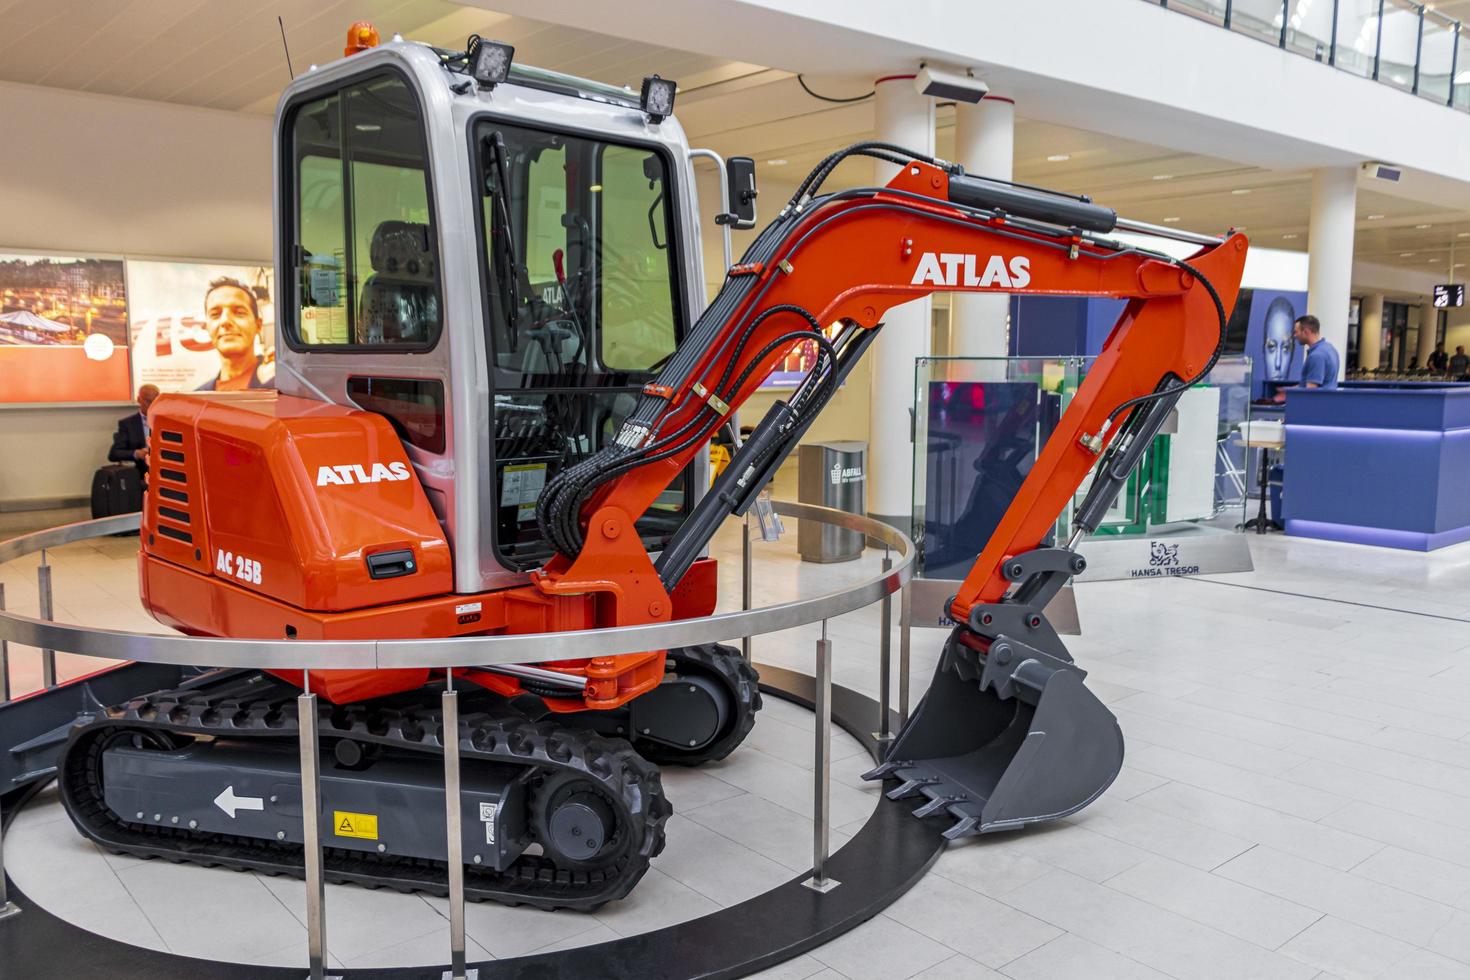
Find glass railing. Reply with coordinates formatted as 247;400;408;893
1146;0;1467;112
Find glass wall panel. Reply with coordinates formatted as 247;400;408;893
1231;0;1288;45
1377;0;1423;92
1334;0;1383;76
1285;0;1335;60
1457;29;1470;110
1420;11;1456;102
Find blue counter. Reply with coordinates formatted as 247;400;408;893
1283;383;1470;551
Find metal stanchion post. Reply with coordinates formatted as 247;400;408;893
898;583;912;728
874;548;893;743
298;672;335;980
441;672;472;980
0;583;10;703
0;791;20;922
37;551;55;689
741;514;753;661
802;619;839;893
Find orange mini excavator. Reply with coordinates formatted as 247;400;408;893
12;36;1243;910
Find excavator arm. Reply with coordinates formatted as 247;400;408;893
520;142;1245;837
535;145;1246;627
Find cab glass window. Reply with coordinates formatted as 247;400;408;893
289;73;441;347
476;121;683;383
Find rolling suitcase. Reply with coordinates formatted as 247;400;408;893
91;463;143;518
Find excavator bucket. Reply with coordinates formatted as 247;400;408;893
864;629;1123;839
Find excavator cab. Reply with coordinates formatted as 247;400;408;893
277;51;722;588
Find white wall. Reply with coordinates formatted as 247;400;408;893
0;82;272;507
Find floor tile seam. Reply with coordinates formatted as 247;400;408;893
325;916;459;963
1267;910;1328;953
1122;754;1350;822
996;867;1299;975
1291;757;1470;814
1183;576;1470;624
1127;789;1387;874
1317;793;1470;846
677;793;817;873
1424;916;1470;967
520;921;616;958
1216;851;1462;941
1069;812;1255;872
865;911;977;979
109;861;181;955
1110;715;1311;777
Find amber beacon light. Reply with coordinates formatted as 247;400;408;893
345;21;380;56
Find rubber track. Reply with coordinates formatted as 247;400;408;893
56;670;670;912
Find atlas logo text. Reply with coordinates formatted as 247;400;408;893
316;461;412;486
910;253;1031;289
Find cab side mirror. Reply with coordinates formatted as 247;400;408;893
718;156;757;230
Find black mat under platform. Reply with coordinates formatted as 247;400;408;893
0;663;949;980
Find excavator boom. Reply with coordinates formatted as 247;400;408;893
534;142;1247;835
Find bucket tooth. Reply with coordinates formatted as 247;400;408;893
912;794;961;819
886;776;938;800
942;815;982;840
862;759;903;781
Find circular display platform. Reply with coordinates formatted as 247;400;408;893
0;666;946;979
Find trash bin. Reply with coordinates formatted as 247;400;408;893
798;441;866;563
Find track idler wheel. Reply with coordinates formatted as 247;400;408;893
632;644;761;766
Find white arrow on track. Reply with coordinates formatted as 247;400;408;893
214;785;265;819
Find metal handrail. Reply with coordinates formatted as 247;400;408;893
0;502;912;670
0;502;914;978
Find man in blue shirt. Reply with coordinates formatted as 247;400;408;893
1293;314;1340;389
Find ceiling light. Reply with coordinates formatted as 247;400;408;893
1046;154;1070;162
1236;226;1247;231
1151;174;1173;181
765;159;788;166
1162;216;1181;223
1367;214;1385;220
1282;233;1298;239
1401;252;1415;257
1230;188;1251;195
1416;223;1432;229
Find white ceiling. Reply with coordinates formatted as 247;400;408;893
0;0;1466;284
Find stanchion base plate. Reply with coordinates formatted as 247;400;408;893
801;876;842;894
441;970;478;980
0;901;19;922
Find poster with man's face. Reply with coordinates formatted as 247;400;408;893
126;260;275;394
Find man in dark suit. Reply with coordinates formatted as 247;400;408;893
110;384;160;476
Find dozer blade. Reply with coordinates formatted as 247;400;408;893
864;631;1122;839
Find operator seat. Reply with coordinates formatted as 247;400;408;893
356;220;440;344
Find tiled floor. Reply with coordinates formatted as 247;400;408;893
3;518;1470;979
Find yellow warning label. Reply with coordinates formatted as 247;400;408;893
333;810;379;841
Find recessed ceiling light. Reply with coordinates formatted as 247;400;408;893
1151;174;1174;181
1235;226;1247;231
1415;223;1432;229
766;159;788;166
1458;232;1470;238
1282;233;1298;239
1046;154;1070;162
1230;188;1251;195
1367;214;1385;220
1162;216;1181;223
1400;252;1415;257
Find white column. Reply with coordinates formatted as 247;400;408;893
1359;292;1383;370
866;75;934;527
950;96;1014;360
1416;301;1437;367
1307;168;1357;381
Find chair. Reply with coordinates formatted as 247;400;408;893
356;220;439;344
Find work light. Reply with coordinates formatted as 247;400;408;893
640;74;677;123
471;38;515;88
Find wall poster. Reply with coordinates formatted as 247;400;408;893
0;252;130;403
126;260;276;394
